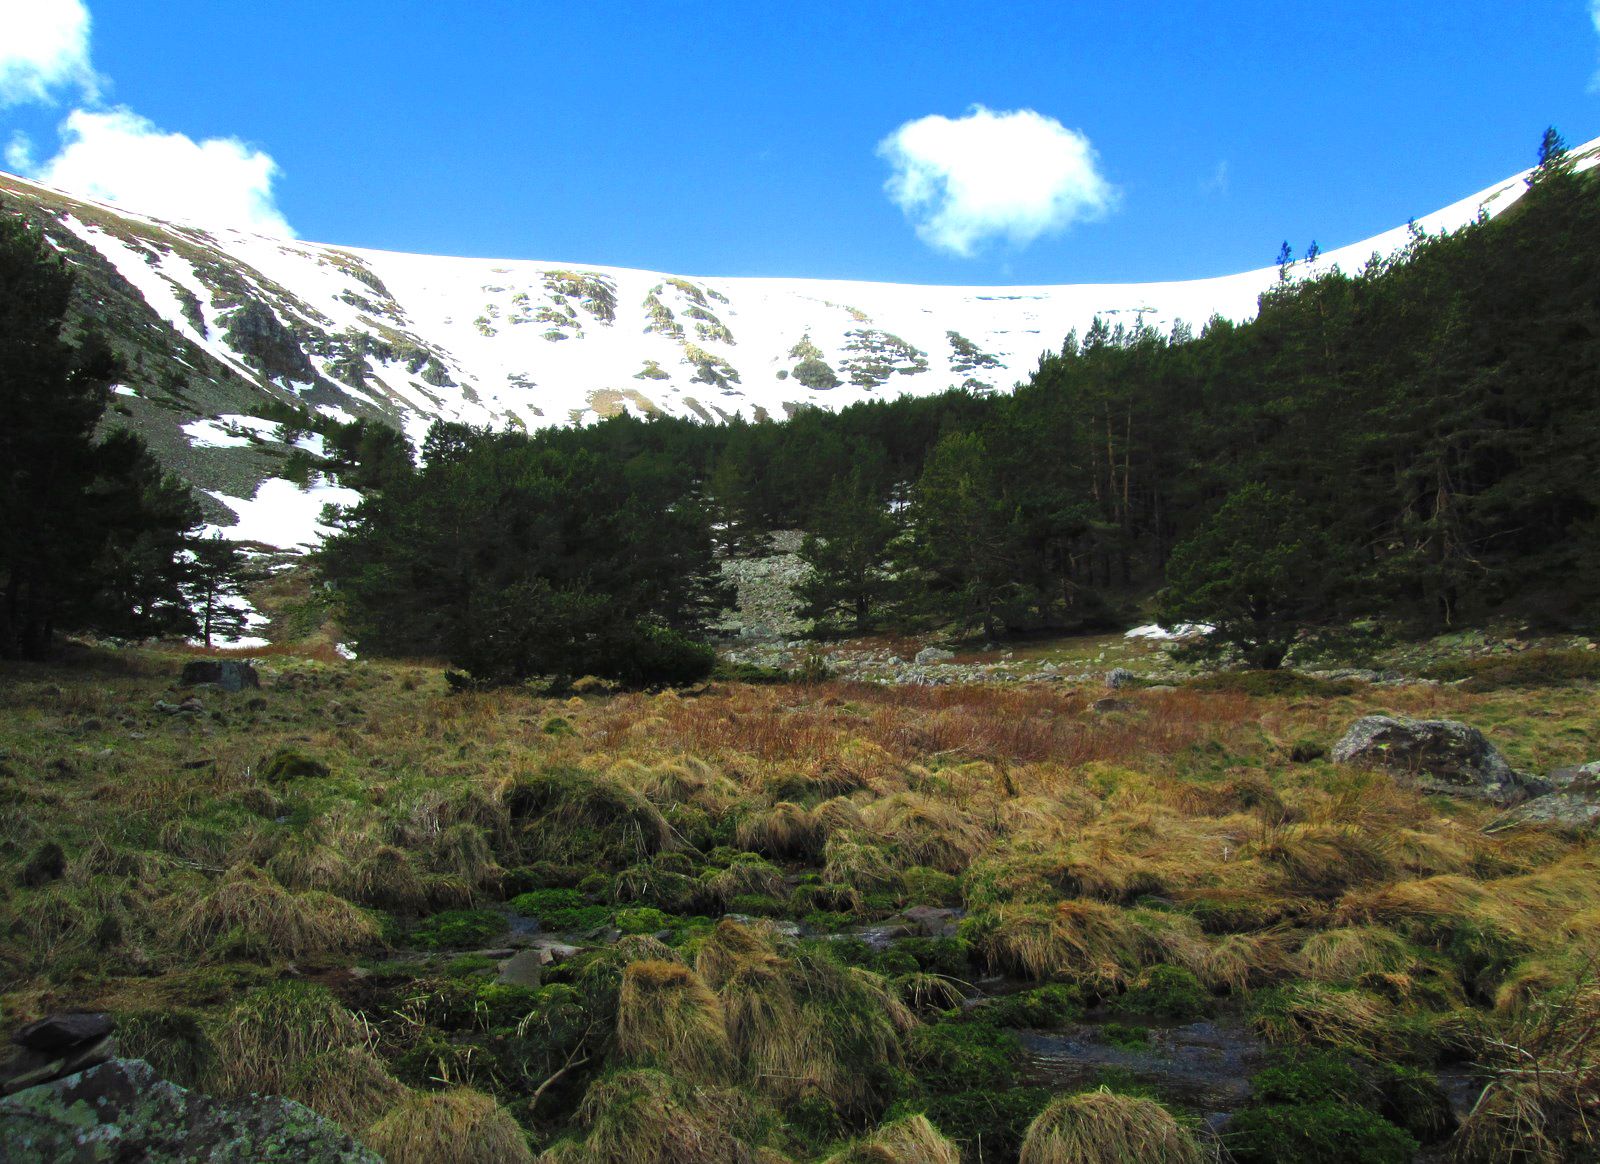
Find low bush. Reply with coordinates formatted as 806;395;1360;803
1225;1101;1417;1164
409;909;505;950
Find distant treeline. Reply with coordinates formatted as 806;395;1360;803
321;136;1600;679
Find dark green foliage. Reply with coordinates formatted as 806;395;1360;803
1102;1022;1152;1049
0;205;211;657
319;422;729;687
793;468;901;634
1249;1053;1366;1106
1160;484;1335;669
1225;1101;1419;1164
894;1086;1052;1161
910;1020;1022;1092
1372;1063;1457;1144
409;909;506;950
1111;964;1211;1020
258;748;330;782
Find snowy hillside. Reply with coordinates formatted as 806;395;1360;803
2;135;1595;548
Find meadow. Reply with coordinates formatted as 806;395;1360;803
1;646;1597;1163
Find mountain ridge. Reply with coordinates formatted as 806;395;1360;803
3;135;1596;547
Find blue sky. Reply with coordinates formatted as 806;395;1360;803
3;2;1599;284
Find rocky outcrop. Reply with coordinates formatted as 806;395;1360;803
0;1058;379;1163
2;1014;117;1095
1331;716;1530;803
222;299;319;385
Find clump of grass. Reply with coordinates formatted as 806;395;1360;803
615;959;730;1082
1297;926;1415;984
287;1045;406;1131
259;746;330;782
178;864;379;959
822;1113;960;1163
1018;1088;1207;1164
366;1088;533;1164
351;845;429;913
1112;964;1211;1021
204;981;369;1097
736;801;823;860
409;908;505;950
504;767;674;863
550;1068;771;1164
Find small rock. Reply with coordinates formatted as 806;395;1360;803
497;948;546;988
1105;668;1138;689
914;647;956;665
1091;697;1132;714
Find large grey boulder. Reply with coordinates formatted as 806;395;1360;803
1331;715;1530;803
0;1058;379;1163
914;647;955;665
180;660;260;693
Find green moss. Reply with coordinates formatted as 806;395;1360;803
1225;1102;1419;1164
1249;1053;1366;1106
614;906;671;934
541;715;576;736
900;867;961;907
408;909;505;950
727;893;787;917
1111;964;1211;1021
964;984;1084;1029
910;1021;1021;1092
893;1086;1051;1161
1102;1022;1151;1049
508;888;611;932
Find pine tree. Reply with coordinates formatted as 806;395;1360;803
793;468;899;633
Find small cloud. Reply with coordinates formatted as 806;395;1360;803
1201;160;1230;196
25;107;295;236
877;105;1115;257
0;0;99;108
6;131;36;173
1591;1;1600;91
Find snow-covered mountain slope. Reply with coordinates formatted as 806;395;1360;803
2;136;1596;548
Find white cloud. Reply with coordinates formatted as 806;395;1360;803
1201;160;1230;196
27;108;294;236
0;0;98;107
1591;1;1600;91
877;105;1115;257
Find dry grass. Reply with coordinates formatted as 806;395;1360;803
822;1113;961;1164
177;864;380;959
615;959;731;1082
1019;1088;1208;1164
552;1068;766;1164
205;981;370;1097
366;1088;534;1164
287;1045;406;1131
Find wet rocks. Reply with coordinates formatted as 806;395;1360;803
1331;716;1530;803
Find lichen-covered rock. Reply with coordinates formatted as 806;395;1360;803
180;660;260;692
1105;667;1138;689
915;647;956;665
0;1058;380;1163
1331;715;1529;803
1486;762;1600;834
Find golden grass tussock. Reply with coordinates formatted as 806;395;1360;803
1297;925;1416;984
696;919;915;1111
1200;929;1296;993
349;845;430;913
813;794;869;836
205;981;370;1097
704;858;786;906
264;833;353;895
736;801;824;860
286;1045;406;1131
178;864;380;959
427;822;501;890
554;1068;768;1164
1249;823;1394;895
993;794;1088;847
823;832;902;892
1019;1088;1207;1164
1250;982;1399;1056
615;959;731;1081
865;793;991;874
822;1113;961;1164
973;900;1142;988
504;767;675;862
894;972;968;1014
366;1087;533;1164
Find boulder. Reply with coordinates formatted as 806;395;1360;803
1486;762;1600;835
14;1014;114;1053
0;1058;379;1163
180;660;260;693
914;647;955;665
1331;715;1530;803
1104;667;1138;689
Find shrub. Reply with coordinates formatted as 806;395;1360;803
1225;1101;1417;1164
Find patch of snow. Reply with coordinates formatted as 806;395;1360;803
204;476;363;550
1125;623;1212;641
